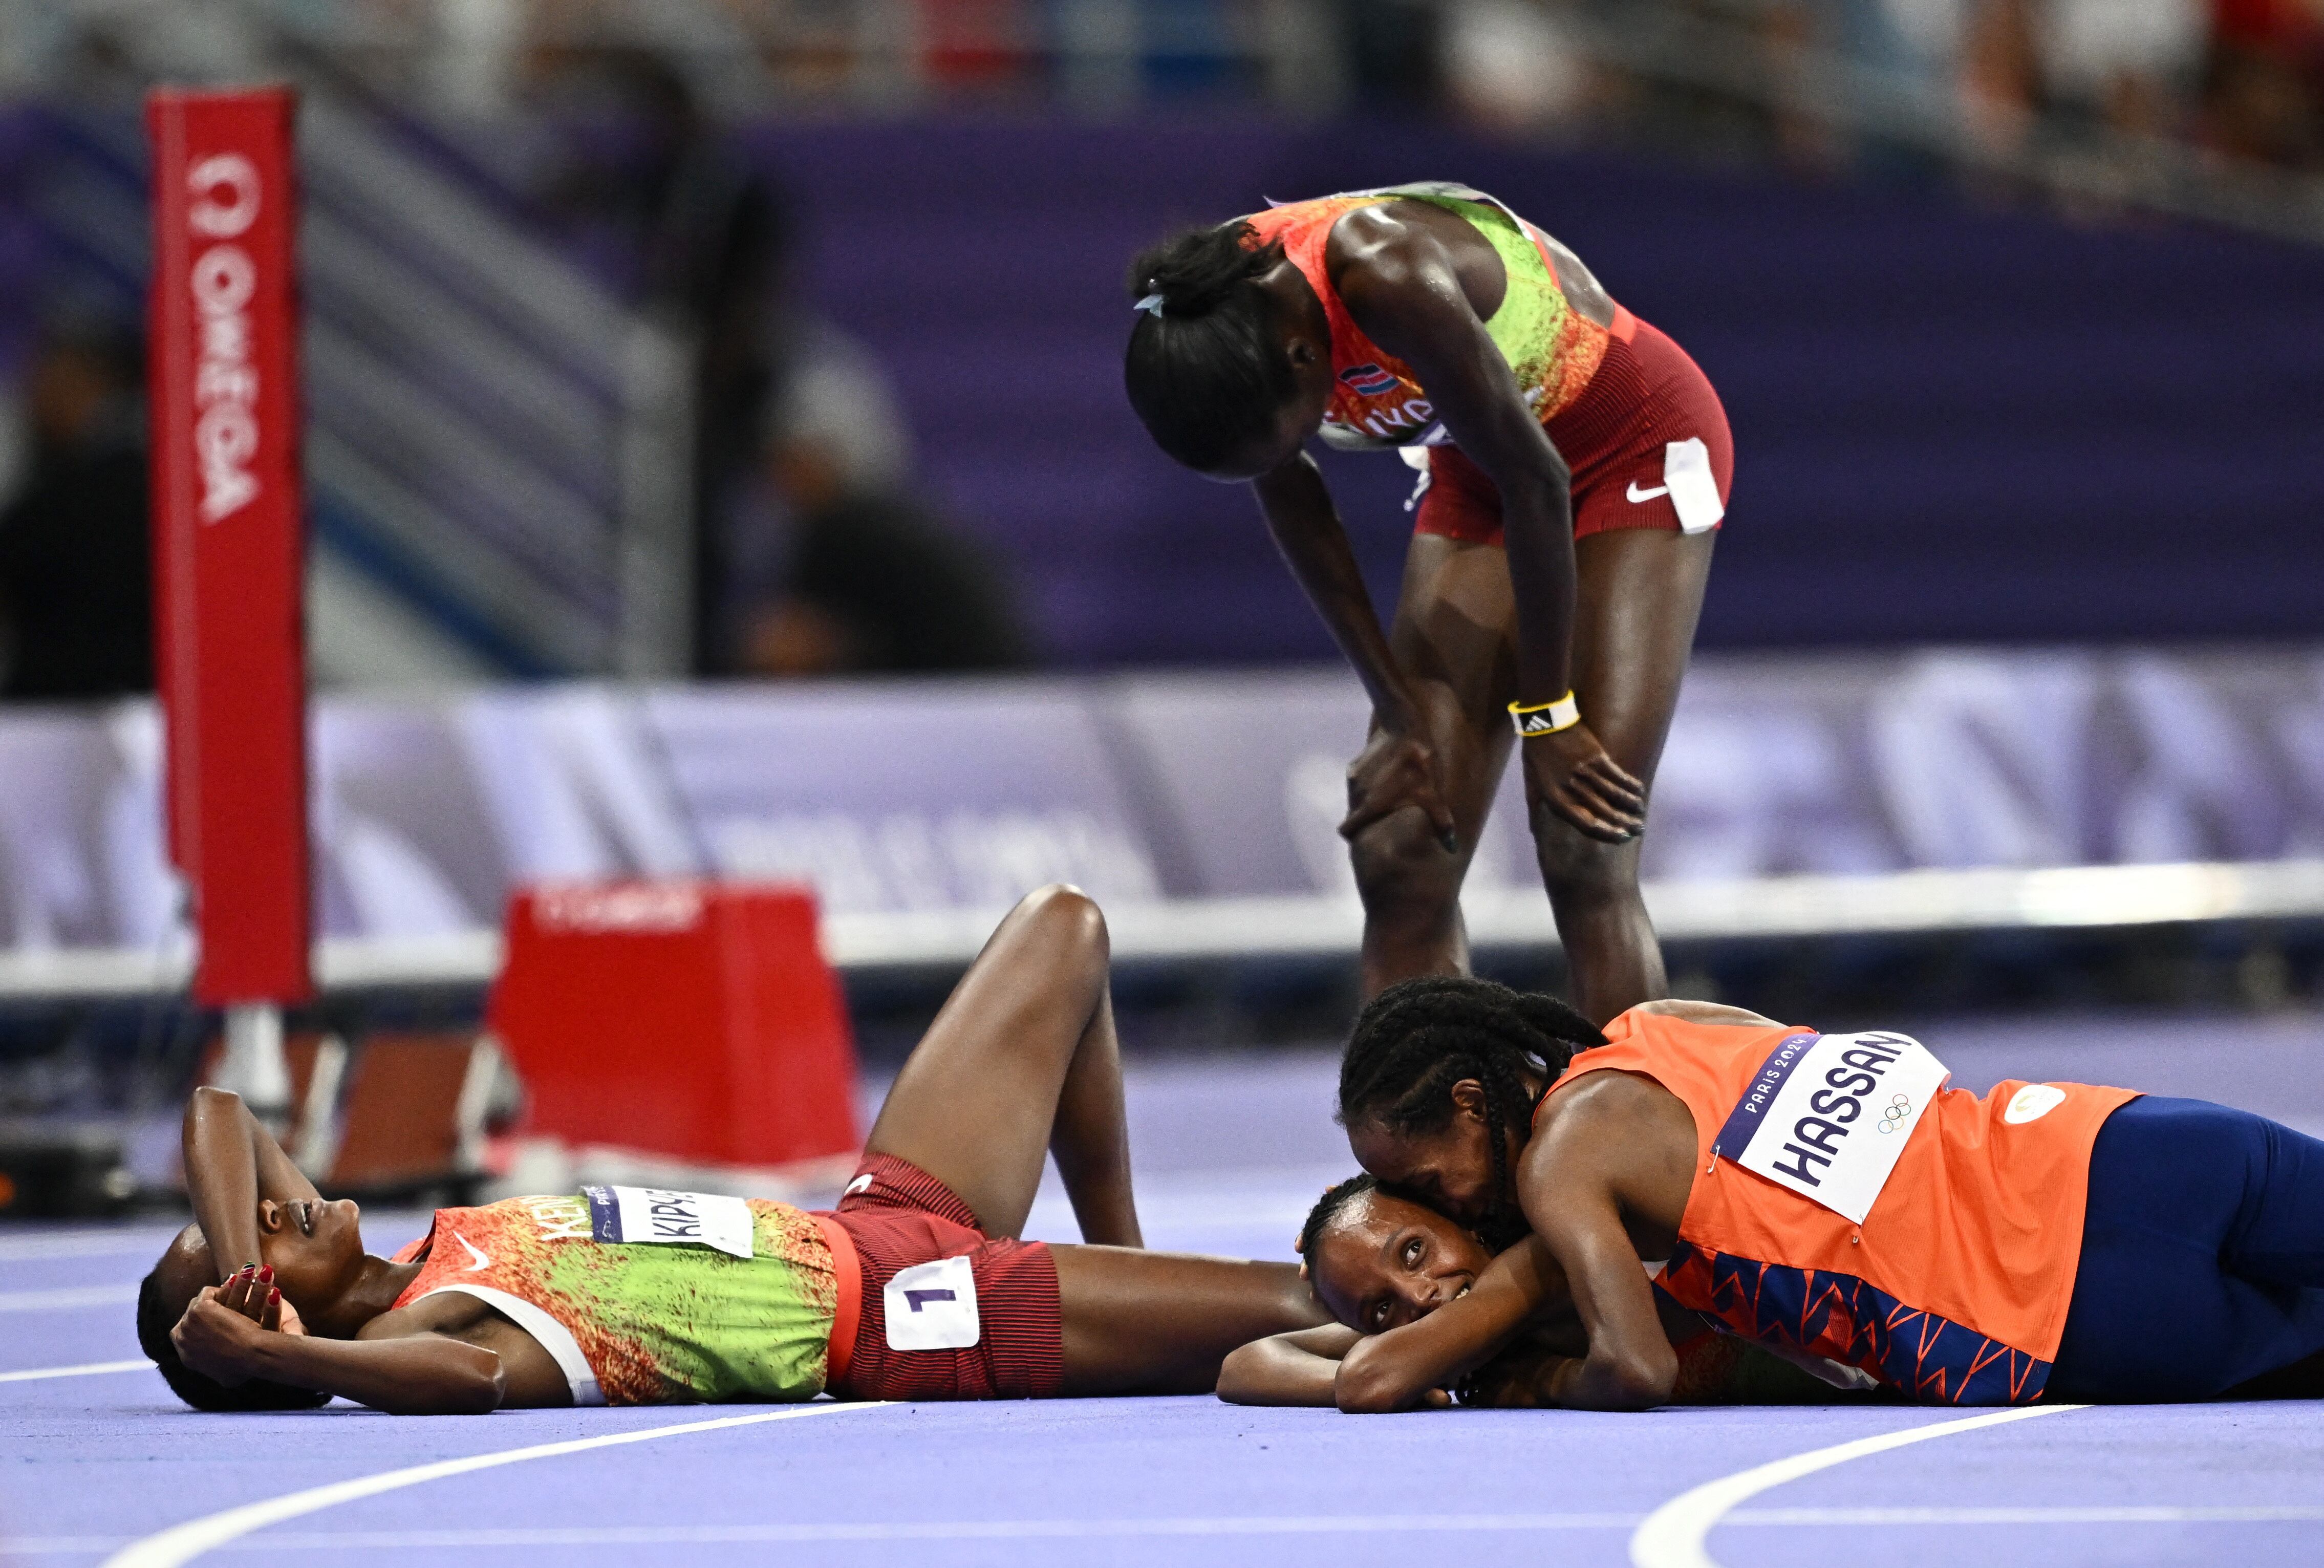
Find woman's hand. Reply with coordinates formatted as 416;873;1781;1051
1343;685;1462;852
1522;723;1645;843
1457;1344;1578;1408
171;1284;273;1387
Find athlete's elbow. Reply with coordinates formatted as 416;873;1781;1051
1215;1341;1273;1405
1333;1350;1420;1414
386;1352;505;1416
1591;1346;1676;1412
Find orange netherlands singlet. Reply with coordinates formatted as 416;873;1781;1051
1540;1008;2139;1405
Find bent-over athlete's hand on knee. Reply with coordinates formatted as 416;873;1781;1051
1343;687;1463;854
1522;724;1645;843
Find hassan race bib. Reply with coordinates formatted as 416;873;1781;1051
1712;1031;1949;1225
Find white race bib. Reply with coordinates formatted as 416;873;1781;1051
583;1186;755;1260
1713;1031;1948;1225
884;1255;981;1351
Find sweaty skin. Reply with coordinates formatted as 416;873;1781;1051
157;888;1327;1413
1316;998;1782;1411
1221;1181;1856;1412
1201;199;1714;1021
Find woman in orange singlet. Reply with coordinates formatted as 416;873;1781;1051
1308;977;2324;1410
1122;184;1731;1025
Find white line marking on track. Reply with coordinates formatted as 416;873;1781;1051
97;1400;896;1568
1630;1403;2087;1568
0;1359;148;1384
0;1284;137;1312
0;1233;173;1263
14;1503;2322;1556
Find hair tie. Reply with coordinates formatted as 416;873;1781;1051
1134;292;1166;317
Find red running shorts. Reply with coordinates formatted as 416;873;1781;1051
1414;314;1733;544
822;1152;1064;1401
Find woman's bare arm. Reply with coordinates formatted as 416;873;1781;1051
182;1086;319;1283
171;1287;505;1414
1253;455;1457;847
1217;1323;1367;1406
1336;208;1643;844
1333;1236;1565;1413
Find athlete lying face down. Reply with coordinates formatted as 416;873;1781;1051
1320;977;2324;1410
140;886;1328;1414
1217;1175;1871;1410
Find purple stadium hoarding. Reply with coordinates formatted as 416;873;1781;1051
0;649;2318;958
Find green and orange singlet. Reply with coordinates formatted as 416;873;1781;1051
1543;1008;2138;1405
1239;182;1633;453
390;1192;859;1405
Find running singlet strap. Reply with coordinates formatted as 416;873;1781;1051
1241;181;1626;452
391;1193;841;1406
1540;1009;2137;1405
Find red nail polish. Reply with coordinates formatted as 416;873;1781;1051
259;1266;273;1283
269;1287;281;1303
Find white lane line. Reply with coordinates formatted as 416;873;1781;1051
13;1503;2321;1556
0;1359;148;1385
0;1234;169;1263
1735;1505;2324;1525
0;1285;138;1313
1630;1403;2087;1568
98;1401;895;1568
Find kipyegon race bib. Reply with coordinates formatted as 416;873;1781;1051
583;1186;756;1260
1711;1032;1949;1224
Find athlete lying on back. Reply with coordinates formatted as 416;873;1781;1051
141;886;1326;1413
1217;1176;1873;1408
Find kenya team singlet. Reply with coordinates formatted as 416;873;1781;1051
1542;1009;2138;1405
391;1192;846;1405
1240;182;1625;453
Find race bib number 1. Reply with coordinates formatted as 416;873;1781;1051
1713;1032;1949;1225
583;1186;756;1260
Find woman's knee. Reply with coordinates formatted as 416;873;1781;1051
1531;817;1642;907
1010;883;1110;962
1348;812;1462;919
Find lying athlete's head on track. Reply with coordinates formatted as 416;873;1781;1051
1337;976;1606;1237
1298;1174;1494;1334
1123;221;1335;480
137;1197;373;1410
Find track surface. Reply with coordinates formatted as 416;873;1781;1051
5;1011;2321;1567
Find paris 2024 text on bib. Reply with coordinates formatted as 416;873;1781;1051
1711;1031;1949;1225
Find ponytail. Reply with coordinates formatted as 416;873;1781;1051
1123;221;1297;471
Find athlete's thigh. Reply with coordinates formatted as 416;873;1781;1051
1566;527;1716;783
1382;532;1520;843
860;888;1105;1234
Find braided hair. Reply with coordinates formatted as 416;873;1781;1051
1338;976;1607;1243
1295;1173;1380;1272
1123;220;1296;471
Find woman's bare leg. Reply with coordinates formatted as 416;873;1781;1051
1350;533;1519;997
1531;528;1716;1023
859;885;1140;1244
1051;1245;1328;1394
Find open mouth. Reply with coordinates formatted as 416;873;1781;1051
294;1200;315;1236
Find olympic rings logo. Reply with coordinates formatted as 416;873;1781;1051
1875;1093;1913;1133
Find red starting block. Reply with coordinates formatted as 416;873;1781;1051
489;882;860;1170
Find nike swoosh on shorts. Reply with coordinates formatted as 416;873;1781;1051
1627;481;1670;503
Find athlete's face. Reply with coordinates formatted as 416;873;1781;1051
1309;1190;1494;1334
253;1196;367;1309
1346;1079;1503;1227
